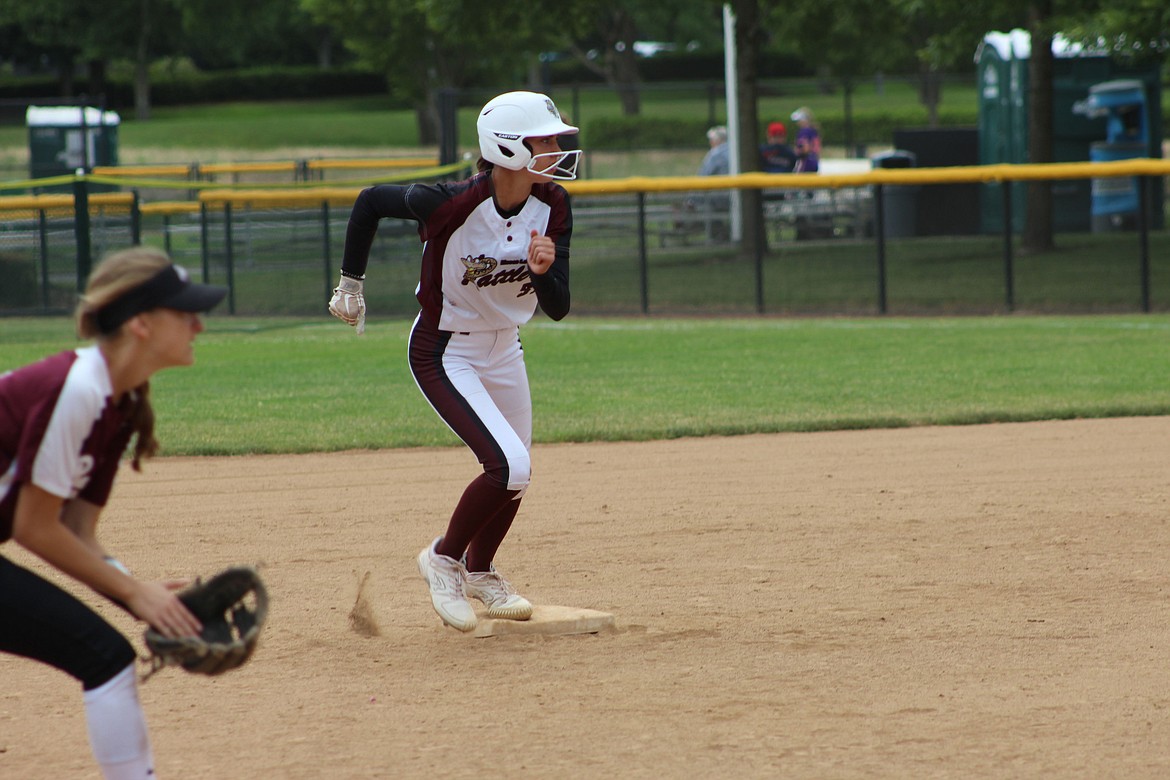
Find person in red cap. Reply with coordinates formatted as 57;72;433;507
760;121;798;174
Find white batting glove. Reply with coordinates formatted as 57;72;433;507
329;275;366;335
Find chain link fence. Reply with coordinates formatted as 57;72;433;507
2;163;1169;319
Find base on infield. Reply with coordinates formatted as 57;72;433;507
472;604;615;638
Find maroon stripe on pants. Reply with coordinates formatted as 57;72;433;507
407;318;511;488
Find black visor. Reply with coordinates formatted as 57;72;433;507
95;265;227;334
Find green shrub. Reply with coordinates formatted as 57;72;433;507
147;67;389;107
0;67;390;113
586;116;710;150
586;108;981;150
816;109;980;145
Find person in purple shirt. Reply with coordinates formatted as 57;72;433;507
0;245;225;779
791;107;822;173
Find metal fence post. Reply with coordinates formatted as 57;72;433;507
754;203;765;314
72;170;91;292
1138;175;1150;313
200;202;211;283
1002;182;1014;312
38;209;49;310
874;183;887;314
572;85;587;179
637;193;649;314
438;88;458;166
322;201;333;306
223;203;236;315
130;190;141;245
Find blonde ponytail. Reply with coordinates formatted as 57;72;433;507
75;247;172;469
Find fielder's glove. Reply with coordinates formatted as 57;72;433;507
143;566;268;677
329;274;366;335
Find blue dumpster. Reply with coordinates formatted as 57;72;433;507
1079;79;1148;231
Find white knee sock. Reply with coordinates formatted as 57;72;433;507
83;663;156;779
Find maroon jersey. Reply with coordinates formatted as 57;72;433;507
0;346;133;542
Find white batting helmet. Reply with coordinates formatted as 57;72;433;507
477;91;581;180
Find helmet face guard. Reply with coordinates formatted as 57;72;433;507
477;91;582;181
527;149;582;181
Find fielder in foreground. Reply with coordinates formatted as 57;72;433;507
0;246;225;779
330;90;580;632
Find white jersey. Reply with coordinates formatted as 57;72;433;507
340;170;572;331
433;194;555;331
0;345;130;541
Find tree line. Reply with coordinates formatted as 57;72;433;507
1;2;1162;130
2;0;1165;253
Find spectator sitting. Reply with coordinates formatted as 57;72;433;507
689;125;730;214
759;121;798;174
697;125;730;177
680;125;731;240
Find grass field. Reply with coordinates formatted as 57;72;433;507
2;85;1168;451
0;78;985;181
0;75;1164;178
3;314;1168;456
0;78;980;149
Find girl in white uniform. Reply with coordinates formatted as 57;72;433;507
330;91;581;632
0;246;224;778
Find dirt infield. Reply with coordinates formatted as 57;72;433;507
3;417;1169;779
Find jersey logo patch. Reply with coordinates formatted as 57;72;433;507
460;254;498;283
460;254;533;293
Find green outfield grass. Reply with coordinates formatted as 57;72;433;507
3;314;1168;456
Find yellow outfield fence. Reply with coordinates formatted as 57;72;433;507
197;187;364;209
1;155;1164;209
91;164;193;179
304;157;439;173
88;156;443;183
0;191;136;216
561;158;1170;195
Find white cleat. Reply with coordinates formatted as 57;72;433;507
416;537;477;631
464;566;533;621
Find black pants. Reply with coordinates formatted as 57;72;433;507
0;554;136;690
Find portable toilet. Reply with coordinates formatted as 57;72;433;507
27;105;120;181
975;30;1030;234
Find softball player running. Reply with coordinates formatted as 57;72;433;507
329;90;579;632
0;246;225;778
